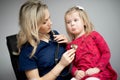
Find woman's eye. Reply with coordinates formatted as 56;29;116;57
43;22;46;24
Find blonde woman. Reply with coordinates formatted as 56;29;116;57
64;6;117;80
17;0;76;80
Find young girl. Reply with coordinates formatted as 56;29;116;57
64;6;117;80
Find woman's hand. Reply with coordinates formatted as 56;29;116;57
53;34;69;43
59;49;76;67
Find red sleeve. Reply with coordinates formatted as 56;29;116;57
71;64;78;76
91;31;111;71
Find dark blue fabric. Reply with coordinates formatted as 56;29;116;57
19;30;71;80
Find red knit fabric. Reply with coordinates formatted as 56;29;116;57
66;31;117;80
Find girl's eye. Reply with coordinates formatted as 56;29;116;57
74;19;78;22
66;21;71;24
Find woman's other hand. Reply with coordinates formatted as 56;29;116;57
53;34;69;44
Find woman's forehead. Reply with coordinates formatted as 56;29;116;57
44;9;50;20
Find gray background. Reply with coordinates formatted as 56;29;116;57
0;0;120;80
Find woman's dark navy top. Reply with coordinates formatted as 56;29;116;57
19;30;71;80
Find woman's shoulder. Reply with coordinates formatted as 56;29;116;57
21;42;33;50
20;42;33;56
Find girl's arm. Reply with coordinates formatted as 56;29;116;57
92;31;111;70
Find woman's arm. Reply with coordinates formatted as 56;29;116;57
25;63;65;80
25;49;76;80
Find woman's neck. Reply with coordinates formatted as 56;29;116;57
39;33;50;42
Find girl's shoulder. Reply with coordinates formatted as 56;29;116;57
89;31;103;39
88;31;105;43
90;31;101;36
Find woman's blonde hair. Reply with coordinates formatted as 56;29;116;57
17;0;48;57
64;6;94;40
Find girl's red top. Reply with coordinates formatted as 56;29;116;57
66;31;117;80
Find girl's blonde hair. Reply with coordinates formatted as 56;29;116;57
64;6;94;40
17;0;48;57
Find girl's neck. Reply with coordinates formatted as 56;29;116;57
74;31;85;39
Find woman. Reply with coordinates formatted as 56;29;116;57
17;0;75;80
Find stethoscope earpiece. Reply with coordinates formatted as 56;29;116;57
71;44;78;50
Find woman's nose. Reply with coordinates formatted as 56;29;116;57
48;19;52;25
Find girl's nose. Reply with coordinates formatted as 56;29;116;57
71;21;75;26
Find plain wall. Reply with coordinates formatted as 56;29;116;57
0;0;120;80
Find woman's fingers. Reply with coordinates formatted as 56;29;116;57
64;49;75;58
65;49;76;62
60;49;76;66
53;34;68;43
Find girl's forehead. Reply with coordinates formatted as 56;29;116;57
66;11;79;18
67;11;79;16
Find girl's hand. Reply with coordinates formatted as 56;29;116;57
86;67;100;76
75;70;85;80
59;49;75;67
53;34;69;43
